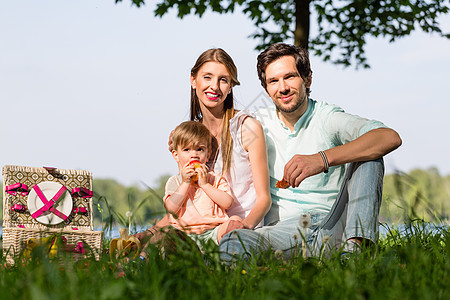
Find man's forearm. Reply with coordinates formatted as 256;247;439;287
324;128;402;167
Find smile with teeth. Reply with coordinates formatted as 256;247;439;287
206;92;220;100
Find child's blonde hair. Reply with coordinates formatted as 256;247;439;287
172;121;212;153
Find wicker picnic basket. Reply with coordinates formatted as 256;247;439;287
2;165;103;264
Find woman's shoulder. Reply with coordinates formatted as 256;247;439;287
229;110;258;131
233;109;255;120
241;114;262;128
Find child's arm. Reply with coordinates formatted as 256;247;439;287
164;182;191;214
196;165;234;209
164;162;196;214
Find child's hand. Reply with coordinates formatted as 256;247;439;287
195;164;209;187
180;162;197;184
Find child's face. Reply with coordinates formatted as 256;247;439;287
172;140;210;168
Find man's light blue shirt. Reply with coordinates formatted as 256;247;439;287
254;98;388;223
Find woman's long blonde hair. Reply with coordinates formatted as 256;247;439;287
190;48;240;175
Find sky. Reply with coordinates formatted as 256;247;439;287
1;0;449;188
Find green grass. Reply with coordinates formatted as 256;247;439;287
2;169;449;299
1;221;449;300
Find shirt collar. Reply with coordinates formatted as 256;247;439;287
276;98;313;135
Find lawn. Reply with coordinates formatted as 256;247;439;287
1;221;449;300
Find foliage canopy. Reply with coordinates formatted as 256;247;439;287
117;0;450;68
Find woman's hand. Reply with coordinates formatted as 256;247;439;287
224;219;248;234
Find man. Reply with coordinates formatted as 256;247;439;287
219;43;402;259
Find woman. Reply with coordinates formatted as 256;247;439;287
189;48;270;231
137;48;271;248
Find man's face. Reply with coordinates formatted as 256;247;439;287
264;55;311;114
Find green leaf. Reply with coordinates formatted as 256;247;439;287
119;0;450;68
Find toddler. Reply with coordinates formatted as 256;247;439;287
164;121;241;247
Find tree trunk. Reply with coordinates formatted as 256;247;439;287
294;0;310;49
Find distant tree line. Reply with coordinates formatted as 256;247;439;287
89;169;450;225
381;167;450;224
1;169;449;226
91;176;169;229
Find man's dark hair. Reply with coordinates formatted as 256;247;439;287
257;43;312;92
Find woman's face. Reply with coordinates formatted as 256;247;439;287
191;61;232;111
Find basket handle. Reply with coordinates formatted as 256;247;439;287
43;166;67;180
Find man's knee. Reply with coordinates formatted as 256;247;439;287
219;229;269;262
349;158;384;175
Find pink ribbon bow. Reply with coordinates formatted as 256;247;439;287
73;207;88;215
5;183;29;196
11;204;27;212
71;187;93;198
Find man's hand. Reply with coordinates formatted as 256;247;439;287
283;153;324;188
